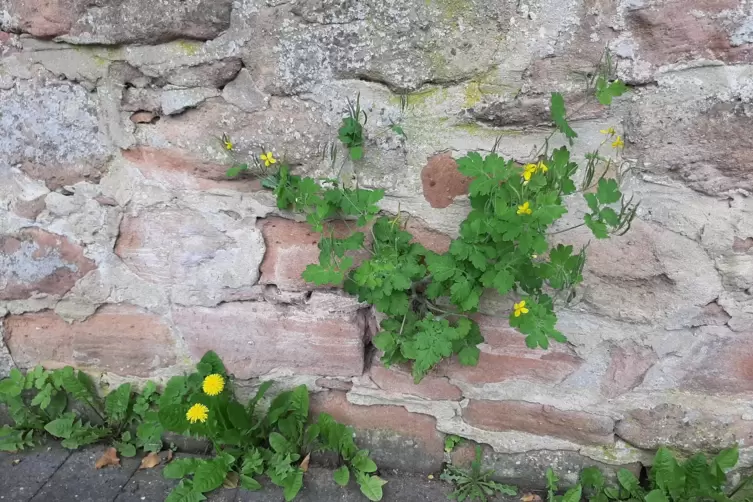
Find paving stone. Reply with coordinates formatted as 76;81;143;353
0;442;71;502
30;445;141;502
114;462;237;502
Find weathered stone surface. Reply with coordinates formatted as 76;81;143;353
627;77;753;196
601;342;658;398
451;442;641;489
0;0;233;44
4;305;177;377
616;404;753;452
437;316;582;385
420;152;469;209
310;391;445;473
222;68;269;113
242;0;510;94
405;217;452;254
129;111;158;124
626;0;753;66
0;76;111;189
0;228;95;301
165;58;242;88
160;87;220;115
366;355;463;401
678;329;753;394
257;217;369;291
115;206;264;306
464;400;615;446
174;294;367;379
562;221;722;323
136;98;330;168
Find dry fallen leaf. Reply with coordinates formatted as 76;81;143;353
139;452;161;470
95;447;120;469
521;494;543;502
223;471;240;489
300;453;311;473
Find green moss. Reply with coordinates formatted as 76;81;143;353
452;122;522;138
464;82;483;108
428;0;475;24
390;87;441;108
177;40;201;56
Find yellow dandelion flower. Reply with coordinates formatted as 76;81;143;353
517;201;532;215
537;160;548;173
513;300;529;317
600;127;616;136
186;403;209;424
260;152;277;167
611;136;625;149
202;374;225;396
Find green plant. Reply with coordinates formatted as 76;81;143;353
158;351;385;502
259;83;633;382
445;434;464;453
338;93;367;160
0;366;161;455
549;446;752;502
441;445;517;501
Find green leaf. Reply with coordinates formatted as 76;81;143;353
136;416;163;453
302;263;346;285
269;432;291;454
227;401;251;430
562;485;582;502
44;415;75;439
283;470;304;502
30;383;53;410
116;442;137;457
457;346;480;367
197;351;226;376
580;466;605;489
357;473;387;501
165;480;207;502
596;79;628;105
0;426;36;452
585;214;609;239
426;253;457;282
599;207;619;226
225;164;248;178
584;192;599;213
551;92;577;141
714;445;739;471
390;125;406;138
334;466;350;486
193;458;231;493
158;404;187;433
350;146;364;160
46;391;68;419
240;475;262;491
0;369;26;397
248;381;274;415
352;451;378;473
645;489;669;502
105;383;131;424
164;458;203;479
596;179;621;204
617;468;642;496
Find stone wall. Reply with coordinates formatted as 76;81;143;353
1;0;752;482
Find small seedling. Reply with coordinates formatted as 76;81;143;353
339;93;367;160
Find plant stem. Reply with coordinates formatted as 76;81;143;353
548;222;586;235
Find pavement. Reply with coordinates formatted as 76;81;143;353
0;442;523;502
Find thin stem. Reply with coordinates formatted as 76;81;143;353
548;222;586;235
426;302;470;318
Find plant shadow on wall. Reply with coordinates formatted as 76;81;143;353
228;58;637;383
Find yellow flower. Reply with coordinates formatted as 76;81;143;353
202;374;225;396
521;163;537;181
611;136;625;149
186;403;209;424
260;152;277;167
517;201;532;215
513;300;529;317
536;160;548;173
600;127;616;136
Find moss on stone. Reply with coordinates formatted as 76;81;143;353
177;40;201;56
452;122;522;138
